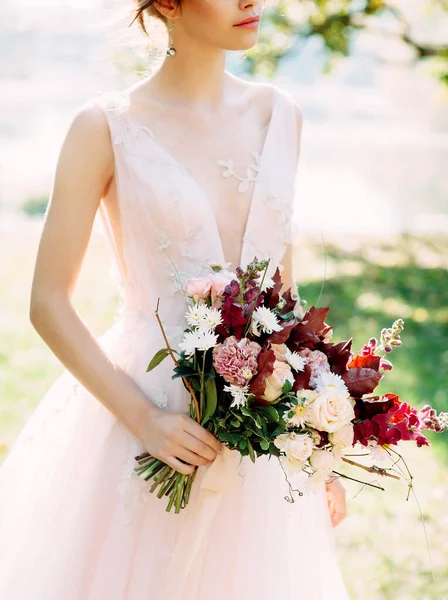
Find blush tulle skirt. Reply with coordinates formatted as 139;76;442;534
0;313;350;599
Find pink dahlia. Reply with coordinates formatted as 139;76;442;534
212;336;261;386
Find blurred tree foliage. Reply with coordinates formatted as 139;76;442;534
243;0;448;85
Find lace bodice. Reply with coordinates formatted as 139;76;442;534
92;84;300;327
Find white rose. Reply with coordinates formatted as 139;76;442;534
274;432;314;463
306;389;355;433
309;448;337;472
306;468;331;491
262;360;294;403
328;423;355;448
279;455;305;478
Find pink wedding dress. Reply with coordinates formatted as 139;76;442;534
0;82;351;599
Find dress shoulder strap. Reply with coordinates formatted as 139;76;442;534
273;86;303;167
89;90;131;145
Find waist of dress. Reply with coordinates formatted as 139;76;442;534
113;307;186;334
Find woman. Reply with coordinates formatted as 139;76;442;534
0;1;350;598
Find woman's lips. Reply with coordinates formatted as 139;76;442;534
234;18;260;29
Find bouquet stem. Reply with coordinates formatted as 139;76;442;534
132;299;202;513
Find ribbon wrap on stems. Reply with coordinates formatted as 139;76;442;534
161;445;244;599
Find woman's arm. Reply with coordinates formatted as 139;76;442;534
29;103;222;474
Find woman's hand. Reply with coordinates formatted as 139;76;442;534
325;477;347;527
140;407;224;476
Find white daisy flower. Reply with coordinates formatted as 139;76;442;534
179;330;218;357
284;347;306;372
185;303;209;328
315;371;349;394
252;306;283;334
195;330;219;352
223;383;250;408
198;307;223;332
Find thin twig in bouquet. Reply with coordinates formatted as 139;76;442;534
153;297;201;424
340;456;400;480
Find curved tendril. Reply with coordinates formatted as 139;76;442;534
277;456;304;503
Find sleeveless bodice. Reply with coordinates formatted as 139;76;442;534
93;85;300;327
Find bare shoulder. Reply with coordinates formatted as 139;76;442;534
59;100;114;181
68;100;113;149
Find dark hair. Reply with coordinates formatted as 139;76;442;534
131;0;180;35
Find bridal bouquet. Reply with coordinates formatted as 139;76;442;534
134;257;447;513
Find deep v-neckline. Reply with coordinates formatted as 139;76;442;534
126;86;281;269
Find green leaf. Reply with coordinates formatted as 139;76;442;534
238;439;248;451
260;439;269;451
172;365;198;379
282;379;293;394
230;419;241;428
146;348;169;372
253;414;264;430
255;405;280;423
247;438;256;463
201;377;218;426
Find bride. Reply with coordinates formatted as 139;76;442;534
0;0;350;598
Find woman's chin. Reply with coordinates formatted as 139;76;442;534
226;38;259;52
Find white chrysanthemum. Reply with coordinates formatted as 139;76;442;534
185;303;209;328
196;330;219;352
223;383;250;408
179;330;218;357
198;307;223;331
284;347;306;372
315;371;349;395
252;306;282;334
259;275;275;292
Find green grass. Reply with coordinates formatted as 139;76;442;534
1;220;447;599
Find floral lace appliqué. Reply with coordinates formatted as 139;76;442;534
217;150;261;193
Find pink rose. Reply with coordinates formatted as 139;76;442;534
209;271;237;308
185;277;212;302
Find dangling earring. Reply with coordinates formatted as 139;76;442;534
166;19;176;57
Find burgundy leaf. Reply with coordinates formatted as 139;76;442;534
320;339;353;375
266;319;297;344
279;287;297;314
292;363;312;391
342;367;383;397
264;268;283;309
287;306;330;349
249;348;276;399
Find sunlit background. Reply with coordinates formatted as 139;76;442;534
1;1;447;598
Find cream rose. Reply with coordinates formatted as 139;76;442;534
309;448;337;472
262;360;294;403
274;432;314;463
328;423;355;448
271;343;288;362
306;389;355;433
